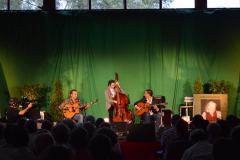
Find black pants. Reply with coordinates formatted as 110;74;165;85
108;106;114;123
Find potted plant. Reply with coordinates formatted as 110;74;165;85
194;79;203;94
203;80;229;94
50;80;64;122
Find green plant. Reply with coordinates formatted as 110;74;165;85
21;84;46;101
203;80;229;94
194;79;203;94
50;80;64;122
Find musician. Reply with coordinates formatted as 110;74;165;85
6;97;33;123
134;89;161;127
104;80;124;123
59;89;89;124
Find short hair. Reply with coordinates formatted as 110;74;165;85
190;129;207;143
69;89;77;95
171;114;182;126
69;126;89;150
145;89;153;96
108;80;115;86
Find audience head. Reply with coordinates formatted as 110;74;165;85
213;138;234;160
89;134;112;160
82;122;96;139
231;125;240;145
39;145;73;160
171;114;181;127
97;127;118;147
189;129;207;144
34;131;55;155
191;114;205;130
41;120;53;131
226;115;240;129
4;123;29;147
217;119;231;137
175;119;189;139
99;122;111;128
95;118;105;128
207;123;221;144
62;119;77;131
52;123;70;145
69;126;89;150
84;115;96;124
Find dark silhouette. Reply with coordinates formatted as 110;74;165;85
52;123;70;145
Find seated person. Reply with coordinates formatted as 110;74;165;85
134;89;160;123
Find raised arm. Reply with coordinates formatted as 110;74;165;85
18;103;32;116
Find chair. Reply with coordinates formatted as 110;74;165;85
180;96;194;123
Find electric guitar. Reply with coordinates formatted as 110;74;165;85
63;99;98;119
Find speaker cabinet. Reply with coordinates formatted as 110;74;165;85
127;123;155;142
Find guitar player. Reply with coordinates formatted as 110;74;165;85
59;89;90;124
134;89;161;132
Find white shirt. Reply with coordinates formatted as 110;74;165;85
110;88;116;97
146;97;153;104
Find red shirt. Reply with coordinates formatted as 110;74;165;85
206;111;217;121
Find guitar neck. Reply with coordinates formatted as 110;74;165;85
82;100;98;107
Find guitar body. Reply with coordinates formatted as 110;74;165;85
63;103;80;119
62;99;98;119
135;102;150;116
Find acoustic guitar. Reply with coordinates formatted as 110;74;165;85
135;101;166;116
63;99;98;119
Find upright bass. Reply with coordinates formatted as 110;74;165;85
112;73;134;123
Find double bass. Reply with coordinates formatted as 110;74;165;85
112;73;134;123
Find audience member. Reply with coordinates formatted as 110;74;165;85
0;113;239;160
182;129;213;160
207;123;221;144
165;119;190;160
41;120;53;131
82;122;96;139
160;114;181;158
89;134;112;160
95;118;105;128
52;123;70;145
38;145;73;160
213;138;234;160
33;131;55;155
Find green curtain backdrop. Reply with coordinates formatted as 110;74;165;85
0;10;240;119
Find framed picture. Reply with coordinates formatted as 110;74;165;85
193;94;228;121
